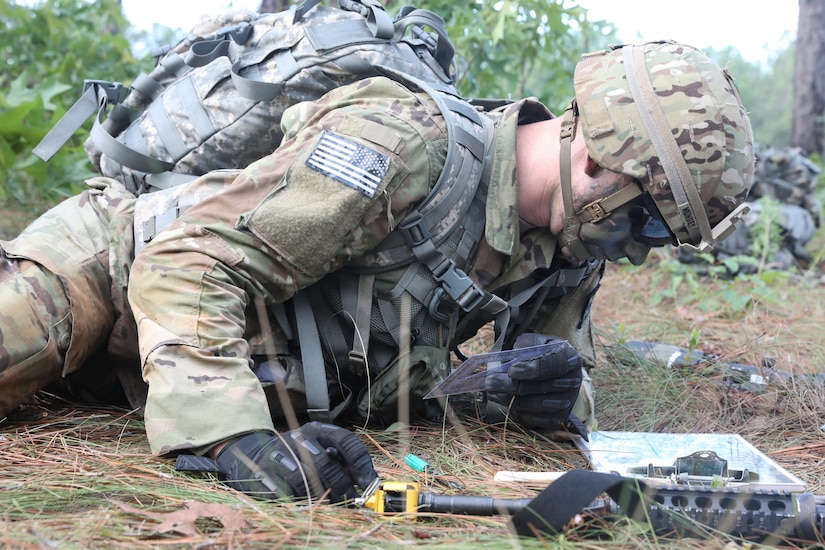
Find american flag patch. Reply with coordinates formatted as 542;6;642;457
305;131;390;197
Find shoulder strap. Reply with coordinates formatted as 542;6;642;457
371;69;508;319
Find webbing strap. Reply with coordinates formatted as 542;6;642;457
623;45;708;245
231;50;294;102
360;0;395;39
33;81;127;162
576;183;644;223
293;291;332;423
91;110;175;173
354;71;487;270
392;7;454;76
131;72;165;100
143;171;199;191
293;0;322;23
509;469;648;537
557;105;592;261
349;274;375;376
510;261;599;309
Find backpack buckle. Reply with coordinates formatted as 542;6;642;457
348;350;368;377
83;80;128;105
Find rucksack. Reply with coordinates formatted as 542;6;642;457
34;0;457;196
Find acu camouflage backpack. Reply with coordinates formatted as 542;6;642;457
34;0;457;195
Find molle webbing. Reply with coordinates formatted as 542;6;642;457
296;75;504;420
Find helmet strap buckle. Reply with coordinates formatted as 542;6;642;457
581;200;608;222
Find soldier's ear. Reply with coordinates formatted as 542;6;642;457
584;154;603;177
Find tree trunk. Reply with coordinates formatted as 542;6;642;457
791;0;825;156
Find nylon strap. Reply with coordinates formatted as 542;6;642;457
558;105;593;261
293;0;321;23
349;274;375;376
575;183;644;223
509;469;649;537
623;45;710;245
33;81;127;162
293;291;332;423
391;7;454;76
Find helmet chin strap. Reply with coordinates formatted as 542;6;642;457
557;102;645;262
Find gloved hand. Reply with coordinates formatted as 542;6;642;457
485;333;583;431
214;422;377;502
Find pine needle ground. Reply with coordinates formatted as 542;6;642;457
1;255;824;549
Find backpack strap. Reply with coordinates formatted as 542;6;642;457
393;6;455;79
293;291;335;422
33;80;128;162
343;274;376;376
294;0;393;39
33;51;191;165
357;70;508;323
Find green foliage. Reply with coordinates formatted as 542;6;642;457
647;254;783;316
687;327;701;351
0;0;147;207
399;1;618;113
748;197;784;272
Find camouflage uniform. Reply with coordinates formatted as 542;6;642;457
0;171;250;418
129;76;600;454
0;178;137;415
678;145;820;270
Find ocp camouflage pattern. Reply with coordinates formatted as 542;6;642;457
573;41;755;246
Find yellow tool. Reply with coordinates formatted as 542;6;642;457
357;479;532;519
362;480;422;517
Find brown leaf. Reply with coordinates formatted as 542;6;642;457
111;499;249;536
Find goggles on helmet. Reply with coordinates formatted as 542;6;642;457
629;193;677;247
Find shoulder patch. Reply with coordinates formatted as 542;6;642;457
306;130;390;197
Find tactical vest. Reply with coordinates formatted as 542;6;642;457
266;76;599;423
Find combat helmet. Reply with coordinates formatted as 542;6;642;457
558;41;755;259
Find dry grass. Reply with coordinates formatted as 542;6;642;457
2;253;825;548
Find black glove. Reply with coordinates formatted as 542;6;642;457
485;333;583;431
214;422;377;502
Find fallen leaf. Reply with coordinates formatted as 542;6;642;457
111;499;249;536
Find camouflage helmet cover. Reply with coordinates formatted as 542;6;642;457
573;41;755;249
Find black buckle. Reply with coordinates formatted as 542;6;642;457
83;80;128;105
399;213;428;248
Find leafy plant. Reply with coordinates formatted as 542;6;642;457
748;196;784;273
390;0;618;112
0;0;148;208
645;252;784;317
